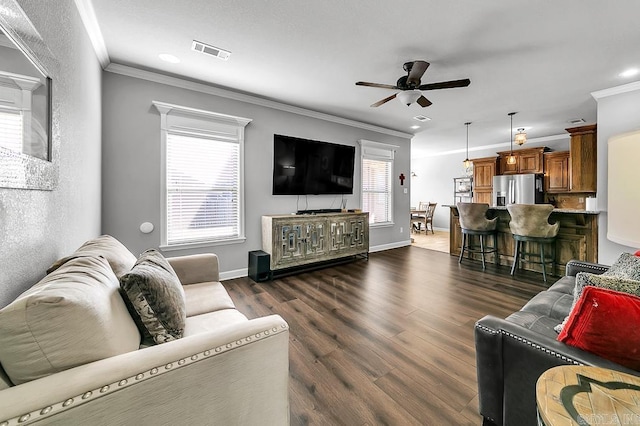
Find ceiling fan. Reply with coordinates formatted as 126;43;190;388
356;60;471;107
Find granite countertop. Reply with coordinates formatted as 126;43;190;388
444;205;600;215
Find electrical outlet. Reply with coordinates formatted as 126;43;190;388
403;188;408;194
400;227;403;233
579;197;584;203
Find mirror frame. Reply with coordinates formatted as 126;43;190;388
0;0;59;190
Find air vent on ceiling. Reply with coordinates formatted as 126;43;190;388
191;40;231;61
413;115;431;122
567;118;586;125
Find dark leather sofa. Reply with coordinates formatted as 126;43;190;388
475;260;640;426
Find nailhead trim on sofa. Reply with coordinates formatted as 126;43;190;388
475;322;583;367
1;323;289;426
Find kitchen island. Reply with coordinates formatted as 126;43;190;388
447;205;599;276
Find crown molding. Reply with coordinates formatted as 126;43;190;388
413;133;569;159
591;80;640;100
105;63;413;139
74;0;109;68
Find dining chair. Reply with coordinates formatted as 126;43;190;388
424;202;437;234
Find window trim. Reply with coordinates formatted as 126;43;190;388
359;139;398;227
153;101;251;250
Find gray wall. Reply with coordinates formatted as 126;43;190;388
101;71;412;277
595;85;640;265
0;0;102;307
411;137;570;230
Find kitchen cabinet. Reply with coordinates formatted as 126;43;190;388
497;147;547;175
471;156;498;203
544;151;570;193
567;124;597;193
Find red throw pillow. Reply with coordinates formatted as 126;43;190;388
635;249;640;257
558;286;640;370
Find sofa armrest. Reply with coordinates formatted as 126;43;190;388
167;253;220;285
0;315;289;425
476;315;639;426
565;259;609;277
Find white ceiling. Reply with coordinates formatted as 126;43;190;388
82;0;640;158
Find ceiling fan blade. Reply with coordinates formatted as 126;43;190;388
406;61;430;86
418;78;471;91
356;81;398;90
416;95;432;108
371;93;397;107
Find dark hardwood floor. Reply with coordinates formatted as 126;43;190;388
224;246;550;425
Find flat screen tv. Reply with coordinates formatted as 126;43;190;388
272;134;355;195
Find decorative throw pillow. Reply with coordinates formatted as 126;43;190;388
120;249;186;344
554;254;640;333
557;286;640;370
605;252;640;281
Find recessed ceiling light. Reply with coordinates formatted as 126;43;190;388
413;115;431;122
619;68;639;78
159;53;180;64
410;125;420;129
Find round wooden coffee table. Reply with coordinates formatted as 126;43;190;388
536;365;640;426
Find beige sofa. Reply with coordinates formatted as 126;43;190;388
0;236;289;425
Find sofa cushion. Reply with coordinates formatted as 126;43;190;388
183;282;236;317
546;275;576;295
184;309;248;337
505;311;562;338
120;249;186;344
520;291;573;320
0;255;140;385
47;235;137;278
558;286;640;370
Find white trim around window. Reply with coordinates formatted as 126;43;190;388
359;139;399;227
152;101;251;250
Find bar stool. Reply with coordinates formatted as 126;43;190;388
457;203;498;270
507;204;559;282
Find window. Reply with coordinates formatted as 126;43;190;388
0;108;23;154
360;140;397;225
153;101;251;249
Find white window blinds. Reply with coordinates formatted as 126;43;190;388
362;158;392;224
166;132;240;245
153;101;251;248
0;109;23;154
360;140;397;225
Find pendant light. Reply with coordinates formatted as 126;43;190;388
515;128;527;145
507;112;517;165
463;122;471;169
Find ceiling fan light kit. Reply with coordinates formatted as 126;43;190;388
355;60;470;108
397;90;422;106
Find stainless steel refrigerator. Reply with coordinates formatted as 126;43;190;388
492;173;544;206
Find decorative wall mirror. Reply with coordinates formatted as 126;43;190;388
0;0;58;190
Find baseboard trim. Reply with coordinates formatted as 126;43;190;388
220;268;248;281
370;240;412;253
220;242;413;279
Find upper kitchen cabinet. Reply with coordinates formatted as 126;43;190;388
566;124;597;193
471;156;498;204
497;147;548;175
544;151;570;193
